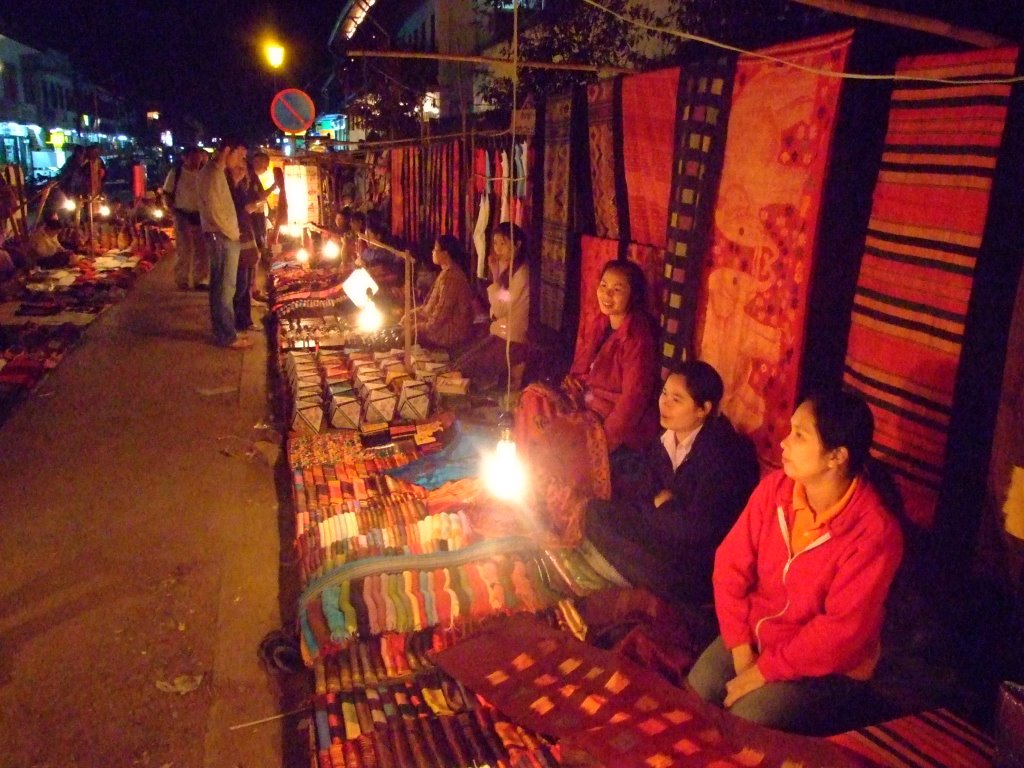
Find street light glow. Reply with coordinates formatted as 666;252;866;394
265;42;285;70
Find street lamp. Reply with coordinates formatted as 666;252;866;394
264;42;285;70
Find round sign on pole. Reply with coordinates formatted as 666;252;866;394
270;88;316;134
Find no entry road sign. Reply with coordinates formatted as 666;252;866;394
271;89;316;134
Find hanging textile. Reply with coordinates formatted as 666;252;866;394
695;30;854;466
390;148;406;242
539;93;574;331
659;57;736;378
842;46;1020;527
621;67;681;249
574;236;664;374
586;78;623;240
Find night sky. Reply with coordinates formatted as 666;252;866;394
0;0;340;138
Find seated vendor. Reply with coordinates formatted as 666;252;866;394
28;217;78;270
516;258;659;458
582;361;759;605
454;222;530;391
687;389;904;735
407;234;475;351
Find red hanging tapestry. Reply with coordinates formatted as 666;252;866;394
540;93;573;331
621;67;680;249
841;46;1019;527
694;30;853;466
587;78;622;240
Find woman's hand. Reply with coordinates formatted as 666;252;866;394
653;490;673;508
724;663;766;708
731;643;756;675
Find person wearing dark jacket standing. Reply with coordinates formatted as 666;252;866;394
582;360;760;605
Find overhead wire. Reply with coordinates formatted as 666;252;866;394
579;0;1024;85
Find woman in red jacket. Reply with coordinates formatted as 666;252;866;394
687;389;904;734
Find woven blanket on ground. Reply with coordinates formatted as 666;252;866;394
309;621;571;768
841;46;1019;527
540;93;573;332
587;78;623;240
694;30;853;466
574;235;665;368
297;539;613;662
660;57;736;378
828;708;994;767
621;67;680;249
434;613;862;767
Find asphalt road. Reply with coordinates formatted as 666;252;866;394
0;253;307;767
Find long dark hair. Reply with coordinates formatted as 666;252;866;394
673;360;724;415
435;234;465;266
493;222;527;288
802;389;905;518
599;259;647;315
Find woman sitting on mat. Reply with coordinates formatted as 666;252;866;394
406;234;475;351
517;258;659;459
455;222;529;391
581;361;759;606
688;389;904;735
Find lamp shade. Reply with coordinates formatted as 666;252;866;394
342;267;379;308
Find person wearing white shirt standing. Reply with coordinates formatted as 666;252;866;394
197;136;250;350
164;147;209;290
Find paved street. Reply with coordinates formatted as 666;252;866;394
0;255;305;767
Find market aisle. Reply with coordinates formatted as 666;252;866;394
0;254;298;767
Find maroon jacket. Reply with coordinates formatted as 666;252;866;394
570;310;659;452
714;470;904;682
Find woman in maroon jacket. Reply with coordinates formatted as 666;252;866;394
517;259;659;455
688;389;904;734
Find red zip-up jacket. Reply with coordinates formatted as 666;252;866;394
713;470;903;682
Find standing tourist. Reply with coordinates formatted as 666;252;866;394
164;147;209;290
198;136;251;350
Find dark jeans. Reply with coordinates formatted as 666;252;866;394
687;636;870;735
234;263;254;330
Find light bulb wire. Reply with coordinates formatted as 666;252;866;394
503;0;520;409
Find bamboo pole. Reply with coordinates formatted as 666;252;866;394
789;0;1011;48
346;49;633;75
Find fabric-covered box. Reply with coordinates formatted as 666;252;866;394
329;395;361;429
398;380;431;421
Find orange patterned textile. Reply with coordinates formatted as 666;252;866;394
695;30;853;467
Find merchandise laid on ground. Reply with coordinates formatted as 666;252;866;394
263;255;1002;768
0;223;168;424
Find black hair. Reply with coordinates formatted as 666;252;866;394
802;389;875;476
492;222;527;288
671;360;725;415
599;259;647;314
435;233;464;264
350;211;366;226
218;135;247;152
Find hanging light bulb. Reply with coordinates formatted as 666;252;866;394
483;427;527;503
322;238;340;260
63;198;77;211
357;298;383;332
98;204;111;217
295;247;310;264
152;207;164;220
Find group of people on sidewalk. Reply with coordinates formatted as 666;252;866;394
166;137;277;350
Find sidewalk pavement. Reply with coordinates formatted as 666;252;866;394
0;253;305;767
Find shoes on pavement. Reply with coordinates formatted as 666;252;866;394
225;337;253;350
195;283;210;291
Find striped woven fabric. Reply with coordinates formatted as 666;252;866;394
842;46;1019;527
540;93;574;331
695;30;853;466
621;67;680;249
659;57;735;379
829;708;994;767
587;78;623;240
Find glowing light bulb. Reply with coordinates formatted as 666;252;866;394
295;247;310;264
152;208;164;220
322;239;340;260
357;300;383;332
98;204;111;217
482;429;527;503
63;198;77;211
